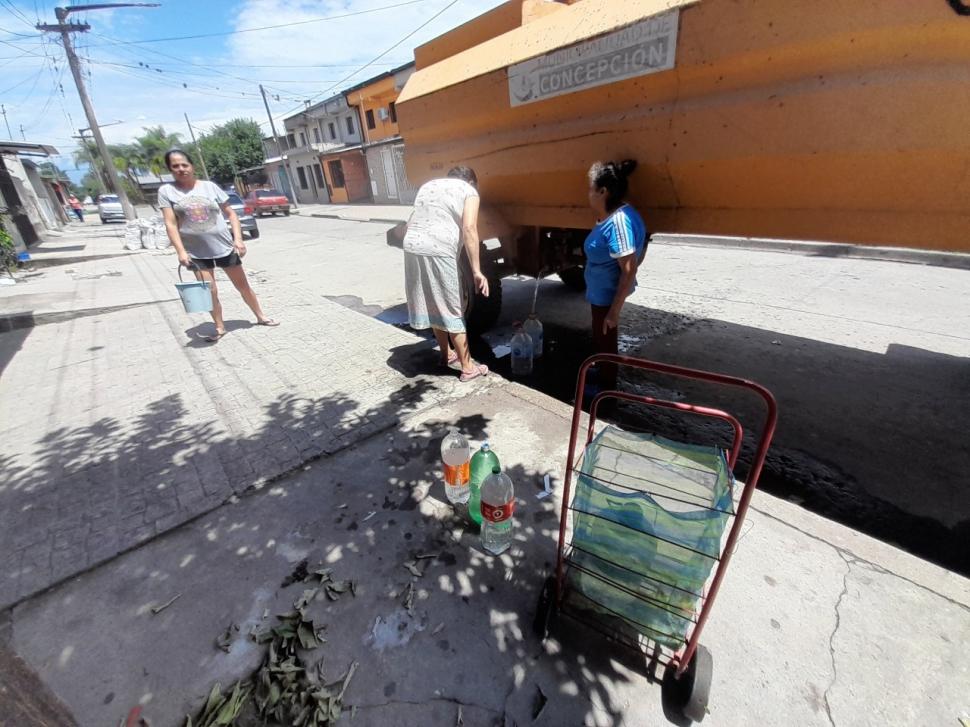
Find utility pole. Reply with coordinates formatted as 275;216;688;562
1;105;11;139
183;113;209;180
38;4;159;221
73;121;123;195
75;130;104;193
259;84;283;158
19;124;25;141
259;83;297;207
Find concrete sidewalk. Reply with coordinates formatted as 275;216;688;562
1;223;967;726
6;384;970;727
295;202;412;224
0;224;481;608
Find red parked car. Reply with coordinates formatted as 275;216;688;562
244;189;291;217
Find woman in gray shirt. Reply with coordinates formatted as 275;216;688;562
159;149;278;342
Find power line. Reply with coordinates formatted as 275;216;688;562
0;0;34;28
93;61;282;103
86;0;428;46
87;57;334;87
215;61;410;69
88;30;343;100
91;30;268;87
21;61;62;129
276;0;457;121
0;36;46;56
0;58;46;94
0;25;39;38
85;58;306;102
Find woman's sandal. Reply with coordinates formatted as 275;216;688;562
205;329;226;343
439;351;461;371
459;363;489;382
256;319;280;327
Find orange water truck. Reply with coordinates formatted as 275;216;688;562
395;0;970;328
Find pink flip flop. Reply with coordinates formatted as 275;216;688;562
459;363;489;382
439;351;461;371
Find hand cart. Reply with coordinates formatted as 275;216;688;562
534;354;777;722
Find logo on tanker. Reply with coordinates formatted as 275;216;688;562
507;10;679;108
511;75;534;104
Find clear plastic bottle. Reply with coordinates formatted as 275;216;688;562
510;323;533;376
440;428;471;504
480;466;515;555
469;443;500;526
523;314;543;359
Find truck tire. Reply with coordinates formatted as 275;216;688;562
557;265;586;291
461;250;502;333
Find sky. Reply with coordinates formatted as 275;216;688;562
0;0;507;181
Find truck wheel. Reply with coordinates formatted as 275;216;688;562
461;251;502;333
557;265;586;291
248;228;260;240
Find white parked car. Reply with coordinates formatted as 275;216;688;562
97;194;125;223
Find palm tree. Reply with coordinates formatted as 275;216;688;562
110;143;148;202
72;140;111;195
134;126;183;176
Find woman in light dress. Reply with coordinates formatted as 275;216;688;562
402;166;489;382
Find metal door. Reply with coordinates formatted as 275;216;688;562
380;146;398;200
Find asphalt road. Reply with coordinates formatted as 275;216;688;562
248;212;970;572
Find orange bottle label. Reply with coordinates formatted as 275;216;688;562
444;461;470;487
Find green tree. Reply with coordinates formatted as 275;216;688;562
72;139;134;199
198;118;264;185
133;125;183;175
77;170;103;200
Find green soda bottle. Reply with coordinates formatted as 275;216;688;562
468;442;500;525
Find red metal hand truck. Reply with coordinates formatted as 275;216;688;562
534;354;777;722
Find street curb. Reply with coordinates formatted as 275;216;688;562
19;252;140;270
307;213;406;225
652;234;970;269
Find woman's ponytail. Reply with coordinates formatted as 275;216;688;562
588;158;638;210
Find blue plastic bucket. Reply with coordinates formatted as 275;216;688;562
176;265;213;313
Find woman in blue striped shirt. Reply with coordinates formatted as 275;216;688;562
584;159;647;391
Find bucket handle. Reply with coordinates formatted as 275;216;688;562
177;261;204;282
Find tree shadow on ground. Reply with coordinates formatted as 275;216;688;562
7;365;710;726
0;315;32;376
489;276;970;575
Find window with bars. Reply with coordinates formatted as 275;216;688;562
365;109;376;130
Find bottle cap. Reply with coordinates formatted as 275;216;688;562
481;442;490;450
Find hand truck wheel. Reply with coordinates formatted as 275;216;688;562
533;576;557;640
662;643;713;722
